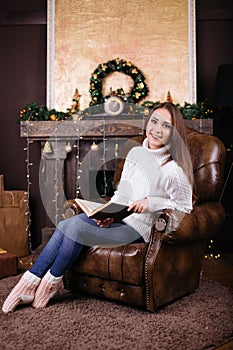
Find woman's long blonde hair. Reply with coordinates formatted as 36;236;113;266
145;102;194;186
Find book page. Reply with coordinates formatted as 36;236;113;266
75;198;104;214
75;198;132;221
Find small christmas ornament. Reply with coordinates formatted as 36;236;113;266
101;63;107;71
125;61;132;66
144;107;150;116
135;92;141;99
166;91;173;102
43;141;53;153
65;142;72;153
71;88;82;113
91;141;99;152
137;82;144;89
50;114;57;121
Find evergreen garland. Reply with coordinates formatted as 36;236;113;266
19;102;70;122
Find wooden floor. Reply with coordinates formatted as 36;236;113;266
201;254;233;350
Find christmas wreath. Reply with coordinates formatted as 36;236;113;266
89;58;149;106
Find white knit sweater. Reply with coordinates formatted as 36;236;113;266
110;138;193;242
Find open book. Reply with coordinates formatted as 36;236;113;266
74;198;133;221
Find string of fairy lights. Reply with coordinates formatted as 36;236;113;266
24;122;34;252
53;127;60;226
101;117;108;198
74;117;83;198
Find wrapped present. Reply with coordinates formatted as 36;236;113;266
0;250;17;279
0;175;29;257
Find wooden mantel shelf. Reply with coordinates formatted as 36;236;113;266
20;118;146;140
20;118;213;140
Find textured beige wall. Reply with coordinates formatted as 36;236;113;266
54;0;189;111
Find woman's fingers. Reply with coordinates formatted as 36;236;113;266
128;198;148;213
94;217;114;228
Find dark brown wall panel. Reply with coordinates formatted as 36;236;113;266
0;0;46;248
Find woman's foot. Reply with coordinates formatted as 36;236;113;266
32;270;62;309
2;271;41;314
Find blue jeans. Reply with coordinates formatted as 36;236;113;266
30;213;143;278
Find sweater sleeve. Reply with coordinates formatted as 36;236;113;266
147;165;193;214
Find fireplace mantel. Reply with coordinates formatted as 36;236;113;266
20;118;213;140
20;118;146;140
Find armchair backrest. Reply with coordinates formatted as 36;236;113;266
186;127;226;203
114;127;226;204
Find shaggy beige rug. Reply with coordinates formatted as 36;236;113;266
0;274;232;350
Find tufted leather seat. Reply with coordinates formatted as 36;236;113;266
63;127;226;312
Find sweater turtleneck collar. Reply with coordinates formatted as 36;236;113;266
142;138;171;164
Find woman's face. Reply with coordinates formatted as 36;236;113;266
146;108;173;149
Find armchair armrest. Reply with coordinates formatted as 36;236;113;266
62;199;83;219
144;202;225;311
162;202;225;243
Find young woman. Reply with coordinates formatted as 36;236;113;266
2;102;193;313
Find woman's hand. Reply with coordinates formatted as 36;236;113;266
93;217;115;228
128;198;148;213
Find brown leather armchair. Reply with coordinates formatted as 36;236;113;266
63;127;226;312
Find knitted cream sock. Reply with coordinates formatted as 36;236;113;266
2;271;41;314
32;270;62;309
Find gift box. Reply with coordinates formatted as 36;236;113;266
0;249;18;279
0;175;29;257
